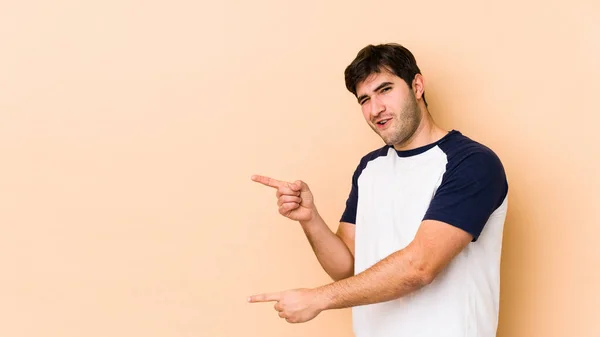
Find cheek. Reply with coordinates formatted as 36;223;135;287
361;106;370;120
382;95;399;111
389;87;409;104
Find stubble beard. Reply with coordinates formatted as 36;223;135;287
377;93;422;147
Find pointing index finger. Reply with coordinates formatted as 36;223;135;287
251;175;286;189
247;292;281;303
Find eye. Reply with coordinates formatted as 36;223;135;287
381;86;392;93
360;98;370;105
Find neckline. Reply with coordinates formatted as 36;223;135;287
392;130;459;157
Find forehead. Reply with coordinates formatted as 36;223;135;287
355;70;402;96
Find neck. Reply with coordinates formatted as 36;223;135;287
393;108;447;151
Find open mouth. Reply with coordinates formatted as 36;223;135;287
376;119;391;128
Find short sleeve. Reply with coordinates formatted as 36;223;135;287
422;150;508;241
340;163;360;224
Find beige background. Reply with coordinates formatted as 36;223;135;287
1;0;598;336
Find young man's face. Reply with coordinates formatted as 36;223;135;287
355;70;422;148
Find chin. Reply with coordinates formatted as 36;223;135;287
380;136;396;146
377;130;397;145
383;134;408;147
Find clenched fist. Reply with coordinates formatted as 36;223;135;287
251;175;316;222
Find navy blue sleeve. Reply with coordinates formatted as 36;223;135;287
422;148;508;241
340;146;390;225
340;162;360;224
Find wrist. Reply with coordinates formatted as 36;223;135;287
299;208;322;227
312;285;333;311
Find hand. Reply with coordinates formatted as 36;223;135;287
248;288;326;323
251;175;316;222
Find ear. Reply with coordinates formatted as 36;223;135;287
412;74;425;100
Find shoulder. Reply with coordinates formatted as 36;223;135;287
424;131;509;240
360;144;391;163
438;130;506;176
351;145;391;177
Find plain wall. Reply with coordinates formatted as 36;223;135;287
0;1;598;336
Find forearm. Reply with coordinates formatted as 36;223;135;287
300;212;354;281
315;247;430;310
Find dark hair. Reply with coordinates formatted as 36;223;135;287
344;43;427;106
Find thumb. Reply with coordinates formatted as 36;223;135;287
291;180;308;192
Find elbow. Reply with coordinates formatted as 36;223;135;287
330;267;354;281
416;269;436;287
404;247;437;287
408;259;437;288
330;275;347;282
404;268;435;290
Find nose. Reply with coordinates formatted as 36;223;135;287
369;96;385;117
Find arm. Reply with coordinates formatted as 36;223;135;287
248;149;508;324
315;149;508;308
300;155;363;281
315;219;472;309
300;216;355;281
248;219;472;323
250;174;355;280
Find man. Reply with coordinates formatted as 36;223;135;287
248;43;509;337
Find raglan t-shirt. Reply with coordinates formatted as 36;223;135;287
340;130;508;337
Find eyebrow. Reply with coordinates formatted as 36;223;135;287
357;82;394;103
